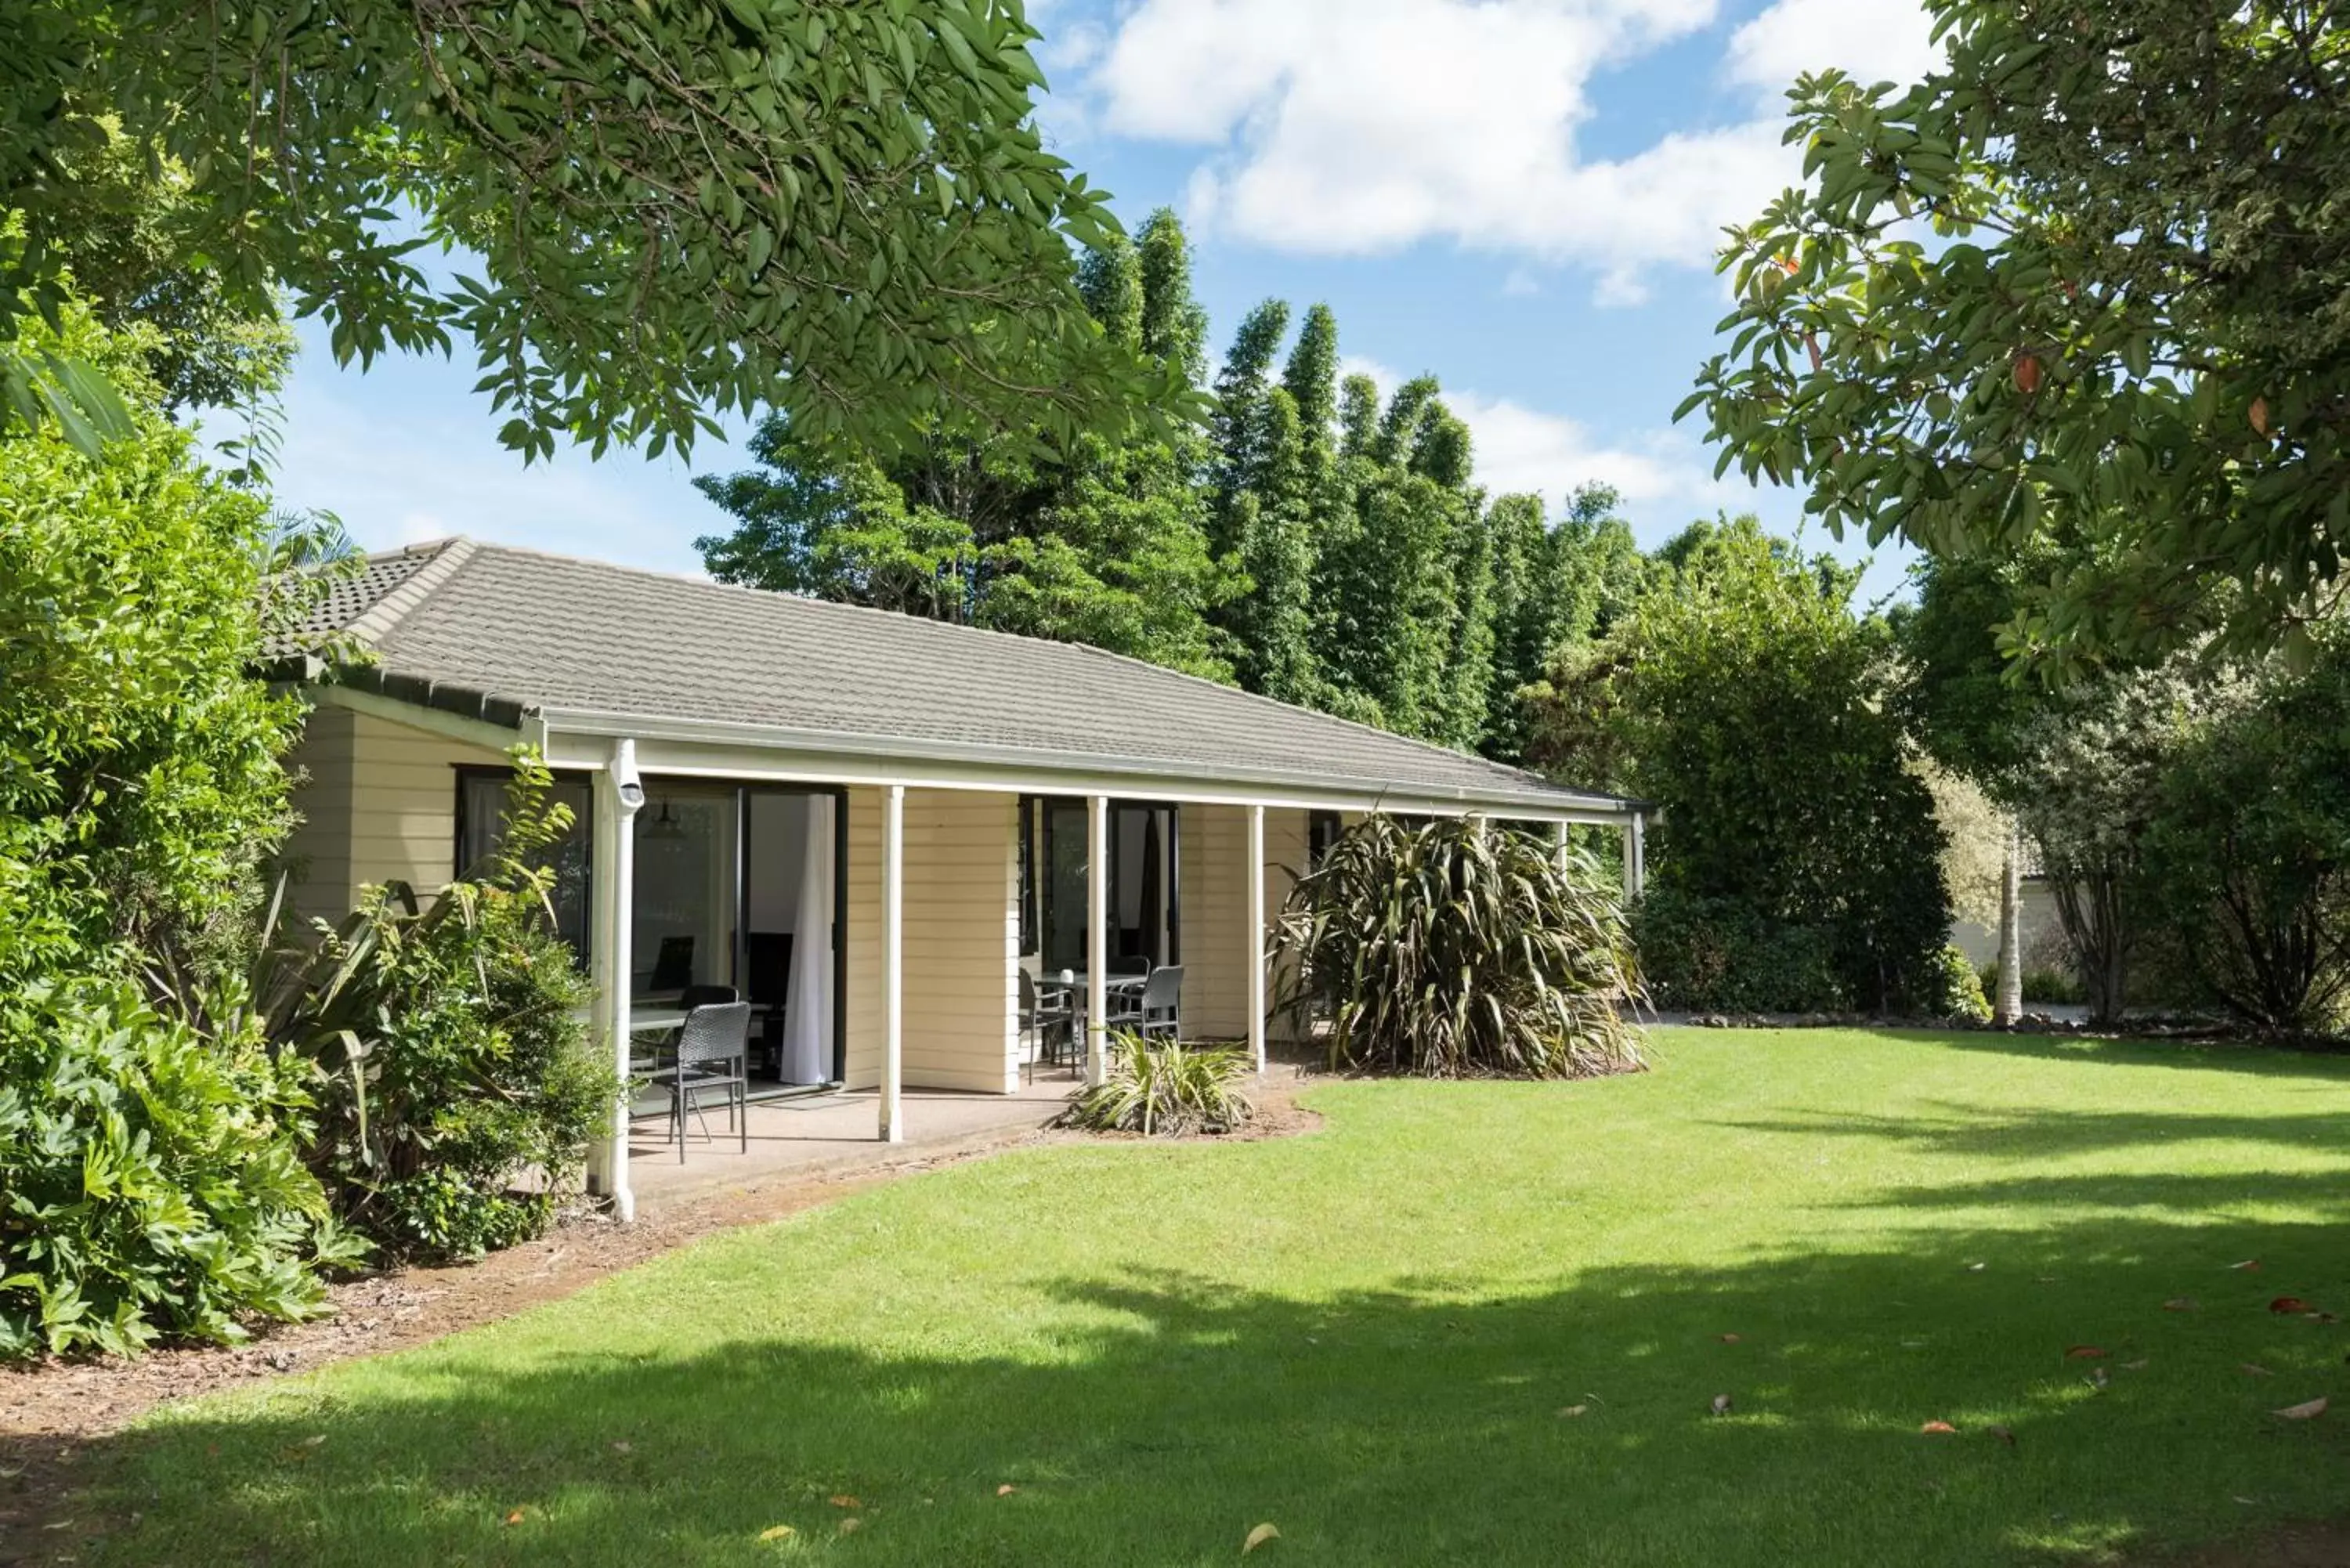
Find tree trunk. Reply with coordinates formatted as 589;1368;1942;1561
1995;826;2023;1027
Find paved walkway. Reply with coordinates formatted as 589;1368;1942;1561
624;1071;1084;1212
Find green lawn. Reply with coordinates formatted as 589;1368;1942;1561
86;1028;2350;1566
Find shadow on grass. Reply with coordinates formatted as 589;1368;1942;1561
1712;1105;2350;1163
39;1187;2350;1567
1858;1028;2350;1082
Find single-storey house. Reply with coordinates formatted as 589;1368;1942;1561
277;538;1644;1218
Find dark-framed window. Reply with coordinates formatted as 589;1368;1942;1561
453;765;595;960
1307;810;1343;869
1021;796;1180;974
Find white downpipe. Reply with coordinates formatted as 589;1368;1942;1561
1086;794;1108;1088
1247;804;1267;1074
593;738;644;1221
880;783;904;1143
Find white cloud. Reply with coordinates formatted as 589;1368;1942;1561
1726;0;1941;95
1079;0;1933;297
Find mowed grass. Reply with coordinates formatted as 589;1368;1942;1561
85;1028;2350;1566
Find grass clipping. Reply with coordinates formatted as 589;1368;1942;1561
1273;814;1645;1079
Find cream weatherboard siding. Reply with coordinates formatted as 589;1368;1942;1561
841;786;1020;1094
1177;804;1307;1042
278;706;504;926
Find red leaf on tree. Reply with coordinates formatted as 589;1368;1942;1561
2013;354;2044;394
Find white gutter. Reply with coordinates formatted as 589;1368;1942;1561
533;705;1642;823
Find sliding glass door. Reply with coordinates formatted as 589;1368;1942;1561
1022;797;1179;976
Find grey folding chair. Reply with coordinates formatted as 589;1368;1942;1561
1135;964;1183;1041
1020;968;1074;1078
667;1001;751;1162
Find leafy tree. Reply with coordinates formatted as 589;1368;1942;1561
0;302;356;1357
2006;656;2224;1025
1893;555;2060;1023
698;211;1226;674
9;0;1175;460
38;125;295;421
1209;299;1294;559
2143;641;2350;1033
1603;519;1951;1012
1282;304;1342;465
1227;388;1321;703
1136;209;1210;386
1688;1;2350;669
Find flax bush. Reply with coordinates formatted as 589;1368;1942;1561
1061;1033;1256;1136
1273;815;1644;1078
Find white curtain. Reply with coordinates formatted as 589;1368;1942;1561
780;795;835;1084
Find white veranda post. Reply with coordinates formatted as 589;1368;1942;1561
591;737;644;1222
1622;812;1646;900
1247;804;1267;1073
1086;794;1108;1087
880;783;904;1143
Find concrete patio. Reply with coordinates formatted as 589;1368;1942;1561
624;1072;1084;1211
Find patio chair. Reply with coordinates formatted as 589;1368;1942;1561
1133;964;1182;1041
665;1001;751;1162
678;982;739;1009
1019;969;1074;1078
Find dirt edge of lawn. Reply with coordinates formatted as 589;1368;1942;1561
0;1086;1322;1559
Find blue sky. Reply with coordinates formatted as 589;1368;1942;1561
248;0;1936;602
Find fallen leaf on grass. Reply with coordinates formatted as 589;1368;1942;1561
2122;1359;2149;1371
1556;1404;1590;1418
502;1510;525;1527
1965;1262;1987;1272
303;1434;327;1447
2272;1397;2328;1421
996;1484;1018;1498
1709;1393;1734;1416
2269;1297;2311;1314
2163;1299;2198;1312
1986;1425;2016;1447
611;1440;632;1454
1719;1332;1742;1343
1920;1421;1958;1435
2229;1259;2261;1271
2242;1364;2274;1377
2064;1346;2110;1360
837;1518;862;1535
757;1524;796;1542
1243;1523;1281;1554
829;1497;860;1509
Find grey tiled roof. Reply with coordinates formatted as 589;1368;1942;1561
293;549;436;638
315;538;1628;811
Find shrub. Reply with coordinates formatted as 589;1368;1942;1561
253;759;616;1262
0;305;357;1360
1632;889;1846;1014
1571;519;1954;1013
1272;815;1644;1078
1921;942;1991;1023
1061;1033;1256;1136
2139;643;2350;1033
0;977;363;1359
